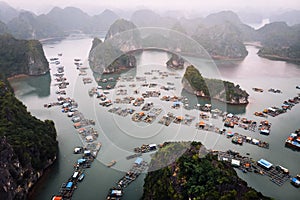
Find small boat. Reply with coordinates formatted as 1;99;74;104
52;196;63;200
107;160;117;167
291;175;300;187
78;173;85;182
252;88;264;92
226;131;234;137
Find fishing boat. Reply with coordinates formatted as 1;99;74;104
78;173;85;182
291;175;300;187
226;131;235;137
252;88;264;92
107;160;117;167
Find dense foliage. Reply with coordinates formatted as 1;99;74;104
0;76;58;169
0;34;49;77
192;22;248;59
257;22;300;62
143;142;271;200
183;65;249;103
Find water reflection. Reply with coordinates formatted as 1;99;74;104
10;72;51;98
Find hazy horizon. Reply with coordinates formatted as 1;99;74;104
2;0;300;16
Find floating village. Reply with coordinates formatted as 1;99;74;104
45;53;300;200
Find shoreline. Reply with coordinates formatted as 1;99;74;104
7;74;29;80
27;158;58;200
258;54;300;63
7;71;51;81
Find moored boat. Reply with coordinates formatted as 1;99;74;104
78;173;85;182
291;175;300;187
252;87;264;92
107;160;117;167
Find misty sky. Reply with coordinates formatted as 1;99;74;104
3;0;300;14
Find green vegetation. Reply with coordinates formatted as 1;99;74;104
0;76;58;169
0;34;49;77
89;37;137;74
89;19;139;75
192;22;248;59
143;142;271;200
257;22;300;62
183;65;249;104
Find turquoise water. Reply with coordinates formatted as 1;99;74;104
10;36;300;200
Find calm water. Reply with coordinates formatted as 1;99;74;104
10;36;300;200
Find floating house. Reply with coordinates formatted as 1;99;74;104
149;144;157;151
291;176;300;187
135;157;143;165
257;159;273;170
77;158;86;165
285;132;300;150
72;171;79;179
231;159;241;167
66;181;73;190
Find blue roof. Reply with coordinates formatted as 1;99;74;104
135;157;143;165
258;159;273;169
66;182;73;189
292;141;300;147
292;178;300;185
173;102;181;105
77;158;86;164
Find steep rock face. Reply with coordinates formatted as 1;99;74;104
257;22;300;62
27;40;50;75
0;20;8;34
104;18;138;40
183;65;249;104
89;19;139;74
0;34;49;77
193;22;248;59
0;1;19;23
7;11;64;40
0;77;58;200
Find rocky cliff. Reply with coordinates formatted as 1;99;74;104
0;77;58;200
142;142;271;200
183;65;249;104
89;19;139;74
0;34;49;77
257;22;300;62
192;22;248;60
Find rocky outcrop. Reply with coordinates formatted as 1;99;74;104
166;54;184;70
183;65;249;104
27;40;49;75
192;22;248;60
142;142;271;200
89;19;140;74
257;22;300;62
0;137;50;200
0;34;49;77
0;77;58;200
